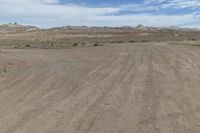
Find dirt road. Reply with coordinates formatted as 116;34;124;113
0;43;200;133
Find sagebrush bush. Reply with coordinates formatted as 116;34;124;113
129;40;136;43
93;42;99;47
73;43;78;46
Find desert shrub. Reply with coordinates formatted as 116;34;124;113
51;42;55;47
0;67;7;73
192;44;200;47
81;42;86;45
3;68;7;72
109;41;115;43
191;38;197;41
72;42;78;47
93;42;99;47
129;40;136;43
140;40;148;42
109;41;124;43
26;44;30;47
116;41;123;43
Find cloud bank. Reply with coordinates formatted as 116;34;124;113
1;0;200;28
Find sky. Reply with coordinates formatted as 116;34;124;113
1;0;200;28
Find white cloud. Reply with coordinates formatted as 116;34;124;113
0;0;200;28
161;0;200;9
144;0;166;4
146;0;200;9
0;0;120;27
43;0;60;4
90;13;200;27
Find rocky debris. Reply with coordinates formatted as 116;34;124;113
0;66;8;75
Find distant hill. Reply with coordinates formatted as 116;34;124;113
0;23;199;33
0;23;39;33
48;25;200;32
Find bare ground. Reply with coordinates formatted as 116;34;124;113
0;43;200;133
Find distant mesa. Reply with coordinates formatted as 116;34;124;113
136;24;145;28
0;22;39;33
7;22;23;27
136;24;148;30
0;23;199;33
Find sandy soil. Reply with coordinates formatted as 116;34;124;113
0;43;200;133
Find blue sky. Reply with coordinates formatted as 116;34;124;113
1;0;200;28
